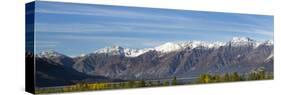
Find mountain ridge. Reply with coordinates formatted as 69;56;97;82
37;37;273;58
35;37;274;82
37;37;272;58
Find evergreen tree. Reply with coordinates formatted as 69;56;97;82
127;80;135;88
259;70;266;79
147;81;153;86
212;75;221;82
139;80;146;87
163;80;169;86
224;73;230;81
233;72;240;81
172;76;177;85
155;80;161;86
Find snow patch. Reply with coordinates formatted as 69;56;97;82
37;50;65;58
93;37;272;57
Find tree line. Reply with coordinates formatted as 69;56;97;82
197;70;273;83
35;77;178;94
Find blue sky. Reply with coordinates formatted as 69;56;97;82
34;1;273;56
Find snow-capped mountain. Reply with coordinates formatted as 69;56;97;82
93;45;153;57
228;37;261;47
154;42;183;53
36;50;75;68
94;37;273;57
230;37;254;43
261;40;274;46
94;45;125;56
38;37;273;58
93;40;227;57
36;37;273;81
227;37;274;49
154;41;226;53
123;48;153;57
37;50;66;58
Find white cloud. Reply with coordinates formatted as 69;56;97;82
36;2;193;22
35;23;132;33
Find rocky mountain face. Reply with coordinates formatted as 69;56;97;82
35;53;120;87
36;37;274;81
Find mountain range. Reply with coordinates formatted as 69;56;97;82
35;37;274;87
